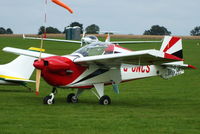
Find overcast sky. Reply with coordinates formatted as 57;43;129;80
0;0;199;35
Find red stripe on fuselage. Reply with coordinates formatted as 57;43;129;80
164;53;184;61
114;44;132;51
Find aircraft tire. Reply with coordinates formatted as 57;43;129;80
99;95;111;105
67;93;78;103
43;96;55;105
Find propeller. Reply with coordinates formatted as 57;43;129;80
35;35;44;95
35;67;41;95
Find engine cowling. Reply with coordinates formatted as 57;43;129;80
34;57;70;72
33;56;87;86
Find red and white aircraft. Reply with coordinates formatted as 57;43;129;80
3;36;196;105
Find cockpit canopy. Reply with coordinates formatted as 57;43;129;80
85;35;98;40
82;35;99;44
72;42;132;57
72;42;115;57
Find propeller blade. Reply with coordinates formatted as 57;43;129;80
36;69;41;95
51;0;73;14
35;34;44;95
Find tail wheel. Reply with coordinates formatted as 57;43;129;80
67;93;78;103
43;95;55;105
99;95;111;105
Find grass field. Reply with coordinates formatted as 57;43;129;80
0;36;199;134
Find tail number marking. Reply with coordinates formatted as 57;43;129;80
123;65;150;73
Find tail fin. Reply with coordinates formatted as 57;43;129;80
160;36;183;59
0;47;43;81
0;55;36;80
105;33;110;43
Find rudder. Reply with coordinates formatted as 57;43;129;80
160;36;183;59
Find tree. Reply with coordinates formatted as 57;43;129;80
143;25;171;35
6;28;13;34
64;22;83;33
38;26;61;35
0;27;6;34
0;27;13;34
85;24;100;34
190;26;200;36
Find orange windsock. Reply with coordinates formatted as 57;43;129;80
51;0;73;14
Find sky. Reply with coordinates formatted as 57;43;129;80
0;0;199;35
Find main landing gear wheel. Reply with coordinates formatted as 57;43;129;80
67;93;78;103
43;95;55;105
99;95;111;105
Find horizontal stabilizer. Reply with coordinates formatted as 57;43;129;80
162;61;197;69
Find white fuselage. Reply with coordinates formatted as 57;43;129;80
64;61;165;88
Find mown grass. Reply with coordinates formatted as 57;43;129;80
0;36;199;134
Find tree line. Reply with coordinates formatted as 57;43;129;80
0;27;13;34
38;22;99;35
38;22;200;36
1;23;200;36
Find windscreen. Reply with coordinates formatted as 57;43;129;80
72;43;115;57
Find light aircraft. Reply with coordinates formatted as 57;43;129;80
3;36;196;105
23;32;162;47
0;47;44;89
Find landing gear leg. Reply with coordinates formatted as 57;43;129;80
43;87;57;105
51;87;57;94
67;89;84;103
92;83;111;105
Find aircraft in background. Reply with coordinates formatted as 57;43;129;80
3;36;196;105
23;32;162;47
0;47;44;89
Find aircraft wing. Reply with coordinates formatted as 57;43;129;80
23;34;81;44
110;40;162;44
3;47;56;58
0;75;35;83
4;78;35;83
74;49;183;67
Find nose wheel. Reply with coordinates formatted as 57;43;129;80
43;93;55;105
43;87;56;105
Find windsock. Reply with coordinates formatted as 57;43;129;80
51;0;73;13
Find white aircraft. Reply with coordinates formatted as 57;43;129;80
23;32;162;47
0;47;44;88
3;36;196;105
